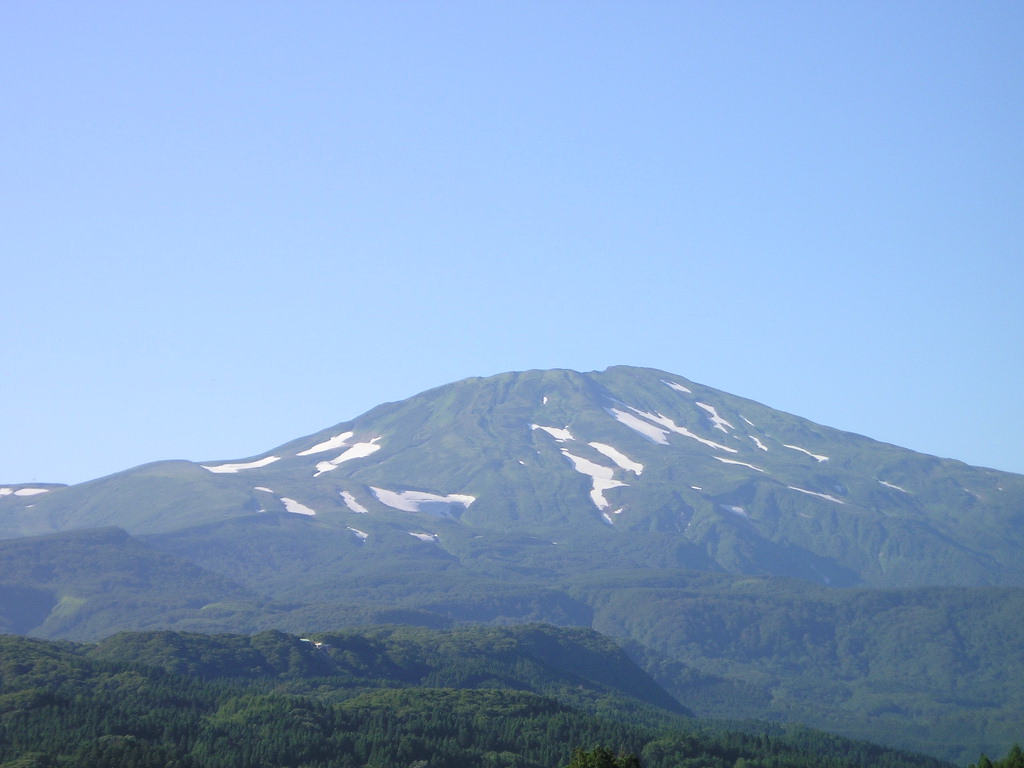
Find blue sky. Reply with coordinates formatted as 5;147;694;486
3;2;1022;485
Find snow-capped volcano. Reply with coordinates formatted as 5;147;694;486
3;365;1022;589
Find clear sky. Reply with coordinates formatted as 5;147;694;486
3;2;1022;485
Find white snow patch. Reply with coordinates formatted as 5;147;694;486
518;460;526;465
254;486;274;494
591;478;628;510
4;487;51;497
202;456;280;473
340;490;368;514
691;485;702;490
348;527;368;541
370;487;476;516
561;451;615;480
588;442;643;475
561;450;627;510
696;402;734;432
281;497;317;516
783;444;829;463
313;438;382;476
333;439;383;463
543;396;548;405
531;424;575;442
787;486;845;504
409;531;438;542
297;432;355;456
1;487;50;497
879;480;909;493
603;508;627;525
628;408;739;453
663;380;692;394
713;457;765;472
741;416;756;427
720;505;747;517
608;408;670;444
749;436;769;452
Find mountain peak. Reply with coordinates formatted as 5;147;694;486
2;365;1022;588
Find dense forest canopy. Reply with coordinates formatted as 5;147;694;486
0;628;965;768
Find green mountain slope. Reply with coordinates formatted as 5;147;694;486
574;571;1024;763
0;527;469;641
5;366;1021;588
0;528;259;639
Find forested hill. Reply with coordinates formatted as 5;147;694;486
86;623;687;716
0;627;954;768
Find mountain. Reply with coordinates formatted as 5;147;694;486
2;365;1023;761
4;366;1022;587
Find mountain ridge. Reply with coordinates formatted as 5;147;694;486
4;365;1021;588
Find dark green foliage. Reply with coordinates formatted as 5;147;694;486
0;628;953;768
565;746;642;768
85;624;685;716
971;745;1024;768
